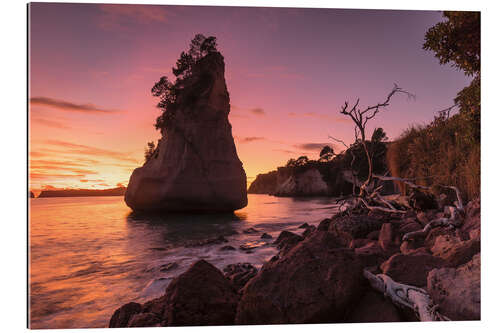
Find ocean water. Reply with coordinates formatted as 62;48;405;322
29;194;341;328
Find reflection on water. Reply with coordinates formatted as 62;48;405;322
29;194;339;329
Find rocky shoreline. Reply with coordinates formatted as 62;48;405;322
109;197;480;327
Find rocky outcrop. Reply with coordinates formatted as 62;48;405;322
274;168;330;196
380;253;448;287
427;253;480;320
247;171;277;194
235;231;365;324
125;52;247;212
110;197;480;326
110;260;239;327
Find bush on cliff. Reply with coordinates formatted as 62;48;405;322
387;11;480;202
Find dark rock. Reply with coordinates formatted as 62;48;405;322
317;218;332;231
380;253;447;287
400;240;427;255
328;214;384;247
355;241;390;268
378;223;398;252
349;238;372;249
236;232;365;324
260;232;272;239
163;260;239;326
124;52;247;213
243;227;259;234
346;291;402;323
366;230;379;240
109;302;142;328
427;253;480;320
462;198;480;237
223;263;258;291
298;223;310;228
430;234;480;267
399;220;422;235
301;225;316;238
273;231;304;255
128;313;161;327
159;262;178;272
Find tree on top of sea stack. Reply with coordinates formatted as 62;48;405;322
125;34;248;213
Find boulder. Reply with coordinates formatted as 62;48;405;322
378;223;399;252
427;253;480;320
461;198;480;237
163;260;239;326
273;231;304;255
328;214;384;247
261;232;272;239
236;231;364;324
430;234;480;267
128;313;161;327
380;253;447;287
109;302;142;328
223;263;258;291
125;52;247;212
355;241;389;268
345;291;402;323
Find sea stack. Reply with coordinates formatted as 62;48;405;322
125;52;247;212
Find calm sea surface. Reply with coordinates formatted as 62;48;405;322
29;194;340;328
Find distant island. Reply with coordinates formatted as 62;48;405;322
37;186;126;198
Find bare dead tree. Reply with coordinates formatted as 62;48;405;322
339;84;414;197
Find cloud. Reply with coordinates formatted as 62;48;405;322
31;117;70;129
43;140;139;164
250;108;265;116
97;4;175;31
294;143;333;151
231;105;266;117
272;149;297;154
239;136;267;143
30;97;119;114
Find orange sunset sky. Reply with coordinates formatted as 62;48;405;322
28;3;471;192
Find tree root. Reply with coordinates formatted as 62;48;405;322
363;269;450;321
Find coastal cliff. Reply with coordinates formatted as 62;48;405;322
249;141;396;197
125;52;247;212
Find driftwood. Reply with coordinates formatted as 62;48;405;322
363;269;450;321
402;185;465;241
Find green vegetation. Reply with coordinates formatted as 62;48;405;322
151;34;219;130
144;141;157;163
388;11;480;202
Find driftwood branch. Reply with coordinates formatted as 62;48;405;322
363;269;450;321
402;185;465;241
360;198;406;214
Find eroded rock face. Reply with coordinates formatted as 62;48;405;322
346;291;402;323
163;260;239;326
125;52;247;212
235;230;364;324
380;253;447;287
274;168;330;197
427;253;480;320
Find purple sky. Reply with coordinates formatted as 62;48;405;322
29;3;471;189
